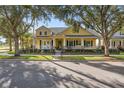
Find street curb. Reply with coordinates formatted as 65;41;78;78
0;59;123;62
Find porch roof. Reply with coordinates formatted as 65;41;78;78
65;35;98;38
111;36;124;39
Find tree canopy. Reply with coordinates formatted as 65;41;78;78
52;5;124;56
0;5;52;56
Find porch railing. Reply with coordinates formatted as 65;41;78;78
63;46;96;49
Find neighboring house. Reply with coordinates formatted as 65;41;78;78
34;26;124;50
110;31;124;48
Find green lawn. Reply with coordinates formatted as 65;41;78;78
0;55;124;61
0;55;54;60
57;55;124;61
112;55;124;60
7;51;15;54
57;56;110;61
120;52;124;55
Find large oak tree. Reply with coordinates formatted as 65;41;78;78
52;5;124;56
0;6;51;56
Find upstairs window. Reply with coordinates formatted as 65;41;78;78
44;31;47;35
120;31;124;35
39;31;42;35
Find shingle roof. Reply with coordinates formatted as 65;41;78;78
35;26;49;31
112;36;124;39
35;26;67;34
49;27;67;34
35;26;99;37
35;26;124;39
87;29;101;38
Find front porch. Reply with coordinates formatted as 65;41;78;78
38;38;97;50
109;39;124;49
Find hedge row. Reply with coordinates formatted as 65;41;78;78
19;48;120;55
19;49;55;54
62;49;120;55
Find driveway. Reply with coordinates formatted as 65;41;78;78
0;60;124;88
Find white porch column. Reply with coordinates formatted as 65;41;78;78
63;38;66;47
121;40;123;46
109;39;112;48
53;38;56;49
101;39;104;46
81;39;84;47
96;38;101;48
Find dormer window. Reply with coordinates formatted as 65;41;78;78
44;31;47;35
120;31;124;35
40;31;42;35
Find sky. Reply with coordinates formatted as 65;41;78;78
35;18;68;29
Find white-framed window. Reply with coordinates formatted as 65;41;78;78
112;41;116;47
120;31;124;35
84;40;93;47
67;40;81;47
39;31;42;35
44;31;47;35
39;31;48;36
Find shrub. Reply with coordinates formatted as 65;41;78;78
117;45;124;51
109;49;120;54
62;49;120;55
19;48;120;55
19;49;55;54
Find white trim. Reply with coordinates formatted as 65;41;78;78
81;39;84;46
63;38;66;47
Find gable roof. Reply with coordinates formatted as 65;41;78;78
35;26;67;34
88;29;101;38
35;26;50;31
35;26;98;37
49;27;67;34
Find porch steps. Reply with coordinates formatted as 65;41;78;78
55;50;62;56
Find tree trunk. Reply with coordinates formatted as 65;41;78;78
104;44;109;56
103;39;110;57
20;37;24;49
9;38;12;51
14;36;20;56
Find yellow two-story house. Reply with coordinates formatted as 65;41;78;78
35;26;99;50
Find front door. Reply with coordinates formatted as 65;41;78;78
56;39;63;49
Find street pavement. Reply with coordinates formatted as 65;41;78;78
0;60;124;88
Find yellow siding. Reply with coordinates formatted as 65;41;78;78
35;38;40;49
59;28;92;35
35;27;97;49
36;27;52;36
